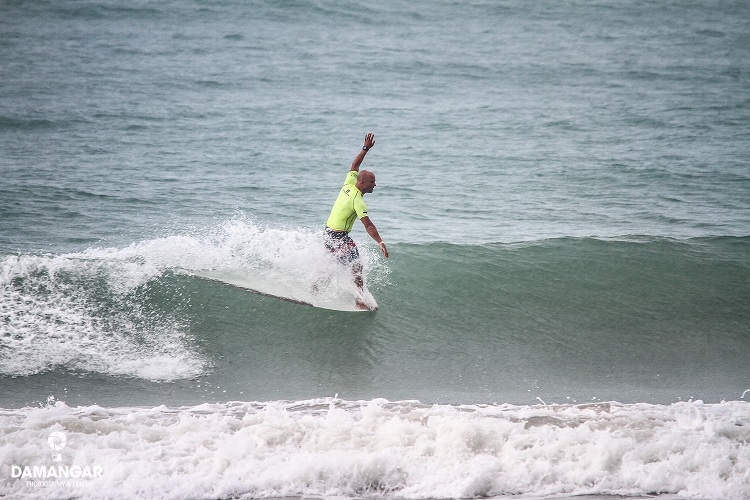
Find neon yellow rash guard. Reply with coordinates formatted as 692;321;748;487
326;171;368;233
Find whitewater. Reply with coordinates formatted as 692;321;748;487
2;398;749;499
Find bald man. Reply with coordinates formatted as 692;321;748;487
324;133;389;307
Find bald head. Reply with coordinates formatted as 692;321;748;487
356;169;377;194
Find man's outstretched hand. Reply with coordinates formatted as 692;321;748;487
364;133;375;150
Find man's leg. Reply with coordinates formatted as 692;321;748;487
324;232;371;309
352;261;364;290
352;260;370;309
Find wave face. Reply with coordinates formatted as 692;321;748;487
378;235;750;405
1;398;749;500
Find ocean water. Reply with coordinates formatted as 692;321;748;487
1;0;749;499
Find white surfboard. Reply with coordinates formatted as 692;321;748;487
195;268;378;312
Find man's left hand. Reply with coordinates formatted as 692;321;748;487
379;241;389;258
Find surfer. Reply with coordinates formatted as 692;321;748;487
324;133;389;309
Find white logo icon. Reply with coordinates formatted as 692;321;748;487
48;432;67;461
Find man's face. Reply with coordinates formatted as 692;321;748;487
359;172;377;193
363;175;376;193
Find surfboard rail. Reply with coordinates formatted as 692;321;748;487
193;269;378;312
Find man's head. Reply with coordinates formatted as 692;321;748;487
356;170;377;194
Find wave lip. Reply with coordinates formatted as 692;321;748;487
1;398;748;499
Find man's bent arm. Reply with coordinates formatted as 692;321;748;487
361;216;389;258
350;133;375;172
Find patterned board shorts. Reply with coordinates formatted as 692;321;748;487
324;227;360;265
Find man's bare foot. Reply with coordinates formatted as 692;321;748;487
355;298;376;311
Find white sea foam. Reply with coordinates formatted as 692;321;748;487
0;252;205;381
174;218;387;310
0;398;748;499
